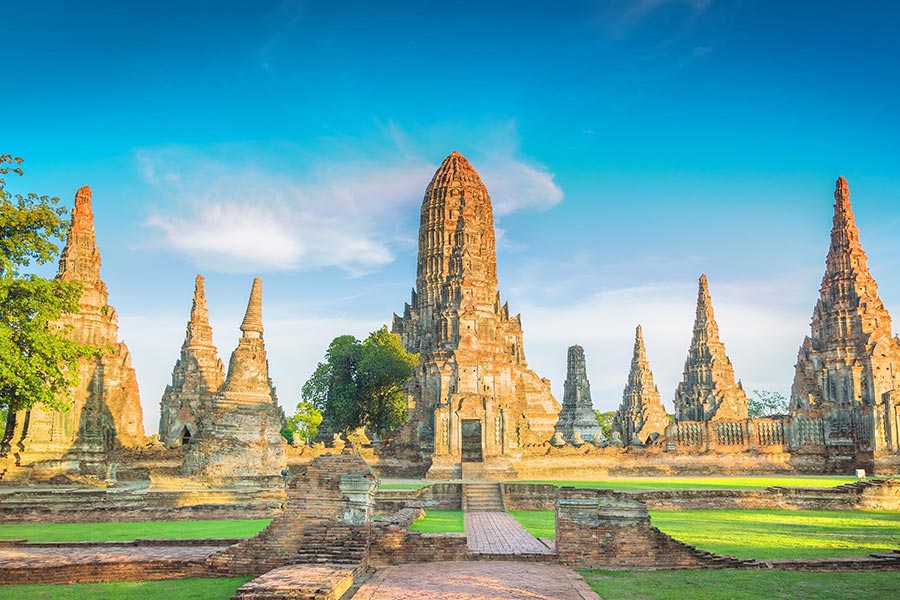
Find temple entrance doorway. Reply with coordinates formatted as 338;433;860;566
181;427;192;446
461;419;483;462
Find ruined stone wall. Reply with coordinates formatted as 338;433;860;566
555;488;755;569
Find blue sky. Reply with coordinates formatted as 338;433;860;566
6;1;900;433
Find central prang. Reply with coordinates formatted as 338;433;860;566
391;151;561;479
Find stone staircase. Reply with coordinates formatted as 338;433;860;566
463;483;505;512
294;524;369;565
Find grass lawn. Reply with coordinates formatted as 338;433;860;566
408;509;464;533
379;483;430;490
0;519;271;542
650;509;900;559
509;509;900;559
509;510;556;539
581;570;900;600
516;476;857;491
0;577;253;600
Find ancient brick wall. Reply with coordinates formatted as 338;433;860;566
555;488;757;570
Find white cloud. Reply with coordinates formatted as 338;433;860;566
136;127;564;274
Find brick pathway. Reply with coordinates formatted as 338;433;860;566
464;512;550;555
351;561;600;600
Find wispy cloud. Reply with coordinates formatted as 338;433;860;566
136;123;564;274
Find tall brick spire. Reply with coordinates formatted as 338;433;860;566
614;325;669;444
158;274;226;446
240;277;264;338
791;177;900;411
225;277;272;397
674;275;748;421
2;186;144;479
391;151;560;476
554;345;604;443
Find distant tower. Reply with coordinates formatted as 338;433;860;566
674;275;748;422
392;151;560;478
1;186;144;481
614;325;670;444
158;275;225;447
555;345;605;443
791;177;900;451
183;278;287;481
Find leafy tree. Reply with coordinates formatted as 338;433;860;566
302;326;418;438
281;401;323;444
0;154;96;415
748;390;789;418
593;409;616;440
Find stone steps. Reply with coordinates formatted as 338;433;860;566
463;483;505;512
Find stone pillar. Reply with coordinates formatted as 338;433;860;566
339;472;378;525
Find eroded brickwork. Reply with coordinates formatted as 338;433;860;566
2;186;144;481
674;275;749;422
613;325;669;445
391;152;560;478
158;274;225;447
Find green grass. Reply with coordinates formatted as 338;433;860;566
517;476;857;491
650;509;900;559
510;509;900;559
0;577;253;600
378;483;430;490
0;519;271;542
581;570;900;600
509;510;555;539
408;509;464;533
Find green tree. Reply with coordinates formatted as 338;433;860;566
281;401;323;444
748;390;789;418
593;409;616;440
302;327;418;438
0;154;95;415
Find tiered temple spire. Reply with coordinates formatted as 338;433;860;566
392;151;560;477
613;325;669;444
2;186;144;481
791;178;900;424
555;345;605;444
183;277;287;480
158;275;225;446
674;275;748;421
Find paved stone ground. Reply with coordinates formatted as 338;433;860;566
464;512;550;555
0;542;228;568
351;561;600;600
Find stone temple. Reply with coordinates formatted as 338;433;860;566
392;151;561;479
182;277;287;483
613;325;669;445
674;274;749;422
791;177;900;455
1;186;144;481
158;274;225;447
554;345;604;444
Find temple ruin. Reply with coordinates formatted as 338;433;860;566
1;186;144;481
158;274;225;447
554;345;604;444
391;151;561;479
182;277;288;483
790;177;900;460
674;274;749;422
613;325;669;445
